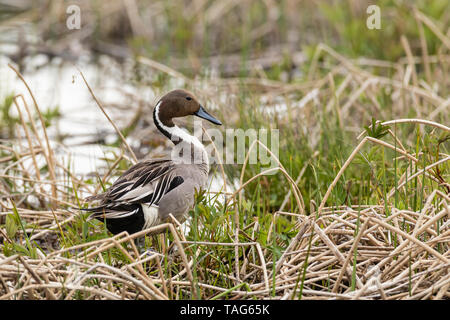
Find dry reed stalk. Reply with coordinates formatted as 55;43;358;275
414;9;450;50
77;67;138;164
238;139;305;213
137;56;188;81
202;127;227;193
8;64;58;205
332;218;371;293
13;95;41;181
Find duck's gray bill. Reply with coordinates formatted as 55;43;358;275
195;106;222;125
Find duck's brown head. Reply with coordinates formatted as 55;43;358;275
154;89;222;128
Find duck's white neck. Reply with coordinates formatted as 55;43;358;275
153;101;209;168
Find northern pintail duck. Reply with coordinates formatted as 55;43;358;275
84;89;222;235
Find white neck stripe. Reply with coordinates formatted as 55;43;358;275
154;100;208;165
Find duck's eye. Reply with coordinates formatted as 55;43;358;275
186;97;192;101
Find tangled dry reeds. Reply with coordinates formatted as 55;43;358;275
0;206;448;299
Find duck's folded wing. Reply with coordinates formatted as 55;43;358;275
85;160;184;219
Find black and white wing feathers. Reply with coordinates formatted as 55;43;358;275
85;159;184;220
